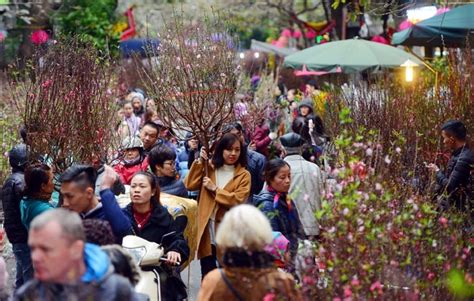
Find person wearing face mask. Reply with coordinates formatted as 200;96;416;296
184;133;251;279
123;172;190;301
114;137;149;185
20;163;56;231
149;145;188;198
253;159;304;256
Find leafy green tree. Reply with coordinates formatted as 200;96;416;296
55;0;119;56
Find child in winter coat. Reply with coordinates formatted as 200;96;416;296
114;137;149;185
119;100;141;138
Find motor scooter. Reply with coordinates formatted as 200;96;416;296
122;232;179;301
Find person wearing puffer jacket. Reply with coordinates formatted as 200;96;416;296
178;133;200;199
1;143;31;288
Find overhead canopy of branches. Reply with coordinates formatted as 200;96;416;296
141;12;240;154
11;37;119;172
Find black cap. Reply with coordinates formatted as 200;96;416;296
280;133;305;148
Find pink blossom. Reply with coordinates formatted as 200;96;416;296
303;276;316;286
325;191;334;200
333;298;342;301
427;272;435;281
41;79;53;89
438;217;448;228
384;155;391;164
375;183;382;191
344;286;352;297
31;30;49;45
263;293;275;301
395;147;401;153
351;278;360;287
370;281;383;294
365;148;373;156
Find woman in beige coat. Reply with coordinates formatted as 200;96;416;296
184;133;251;279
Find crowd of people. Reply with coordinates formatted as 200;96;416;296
1;84;472;300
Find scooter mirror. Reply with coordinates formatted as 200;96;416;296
160;231;176;245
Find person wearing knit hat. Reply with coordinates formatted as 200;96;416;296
129;91;145;119
280;132;323;237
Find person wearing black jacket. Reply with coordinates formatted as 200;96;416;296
428;120;474;212
123;171;190;301
1;143;32;287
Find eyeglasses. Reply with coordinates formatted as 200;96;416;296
163;160;176;166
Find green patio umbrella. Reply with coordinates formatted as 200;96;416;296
392;4;474;48
284;38;423;73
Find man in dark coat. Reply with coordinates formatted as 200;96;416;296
428;120;474;212
60;164;132;242
1;143;32;288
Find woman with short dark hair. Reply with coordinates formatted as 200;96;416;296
184;133;251;279
149;145;187;198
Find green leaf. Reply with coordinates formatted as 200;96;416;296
446;269;474;298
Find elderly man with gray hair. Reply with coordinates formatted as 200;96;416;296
280;132;323;237
14;208;139;301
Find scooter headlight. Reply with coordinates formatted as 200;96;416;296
124;246;146;265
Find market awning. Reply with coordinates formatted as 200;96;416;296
392;4;474;48
250;39;297;57
284;38;423;73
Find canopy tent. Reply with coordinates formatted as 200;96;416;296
392;4;474;48
119;39;160;58
284;38;423;73
250;39;297;57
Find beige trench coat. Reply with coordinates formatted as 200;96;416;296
184;160;251;258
